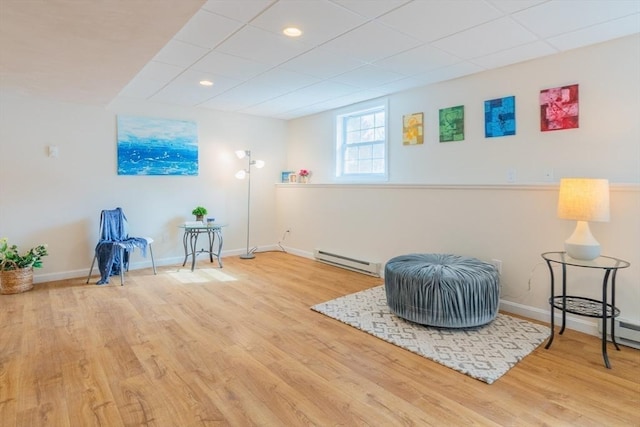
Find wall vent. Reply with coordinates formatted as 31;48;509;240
598;318;640;350
313;249;381;277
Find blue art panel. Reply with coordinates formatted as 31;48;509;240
484;96;516;138
117;115;198;175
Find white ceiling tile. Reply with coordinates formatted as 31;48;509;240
192;50;272;79
369;76;431;95
248;68;321;92
173;9;244;49
330;0;411;19
513;0;640;38
201;0;274;23
547;14;640;51
471;41;558;69
414;62;485;86
216;25;312;65
117;61;184;98
321;21;422;62
485;0;547;14
152;39;209;67
432;17;538;59
378;0;502;42
250;0;366;46
150;69;241;106
330;64;406;88
200;80;286;110
373;44;460;75
279;47;366;78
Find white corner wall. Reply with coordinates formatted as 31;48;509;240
279;35;640;332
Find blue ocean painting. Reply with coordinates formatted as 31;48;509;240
117;115;198;175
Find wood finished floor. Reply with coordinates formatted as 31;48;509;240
1;252;639;426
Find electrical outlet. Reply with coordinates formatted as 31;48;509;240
491;259;502;274
543;169;554;182
506;169;517;183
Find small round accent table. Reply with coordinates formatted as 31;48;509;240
541;251;630;368
384;253;500;328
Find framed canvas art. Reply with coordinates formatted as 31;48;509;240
403;112;424;145
117;115;199;175
281;171;295;183
539;84;579;131
439;105;464;142
485;96;516;138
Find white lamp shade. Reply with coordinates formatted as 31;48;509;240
557;178;610;222
235;150;247;159
235;169;246;179
255;160;265;169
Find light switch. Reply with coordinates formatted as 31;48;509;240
48;145;59;158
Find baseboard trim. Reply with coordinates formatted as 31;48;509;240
499;299;598;337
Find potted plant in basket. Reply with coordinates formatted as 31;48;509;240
0;238;48;294
192;206;208;222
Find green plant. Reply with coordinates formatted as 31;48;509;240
0;238;48;271
192;206;208;216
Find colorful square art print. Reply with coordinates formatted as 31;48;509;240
539;84;579;131
403;112;424;145
117;115;199;175
485;96;516;138
439;105;464;142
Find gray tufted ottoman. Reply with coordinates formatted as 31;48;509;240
385;254;500;328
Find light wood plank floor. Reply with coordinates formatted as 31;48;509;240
1;252;639;426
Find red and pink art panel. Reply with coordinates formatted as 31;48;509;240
539;84;579;131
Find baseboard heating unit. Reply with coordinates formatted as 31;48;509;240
598;318;640;350
313;249;381;277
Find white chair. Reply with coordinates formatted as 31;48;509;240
86;208;156;285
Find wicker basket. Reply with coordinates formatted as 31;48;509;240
0;266;34;294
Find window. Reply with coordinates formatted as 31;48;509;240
335;100;388;181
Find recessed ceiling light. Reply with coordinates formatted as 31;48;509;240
283;27;302;37
199;80;214;86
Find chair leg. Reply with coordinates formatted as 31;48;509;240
149;244;157;274
86;254;97;284
119;247;125;286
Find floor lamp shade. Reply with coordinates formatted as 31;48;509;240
557;178;610;260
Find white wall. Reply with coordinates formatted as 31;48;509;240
0;93;288;281
280;35;640;331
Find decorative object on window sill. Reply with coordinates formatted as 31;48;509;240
192;206;208;222
0;238;48;294
281;171;294;183
299;169;310;183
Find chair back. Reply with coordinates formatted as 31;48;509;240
99;208;130;241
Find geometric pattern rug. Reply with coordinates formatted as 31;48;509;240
311;285;550;384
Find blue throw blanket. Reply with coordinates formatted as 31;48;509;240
95;208;148;284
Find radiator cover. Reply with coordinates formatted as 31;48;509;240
313;249;381;277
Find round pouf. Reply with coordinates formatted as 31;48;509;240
385;254;499;328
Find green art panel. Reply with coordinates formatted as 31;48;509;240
439;105;464;142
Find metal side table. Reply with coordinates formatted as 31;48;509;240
541;251;630;368
179;223;226;271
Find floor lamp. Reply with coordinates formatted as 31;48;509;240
235;150;264;259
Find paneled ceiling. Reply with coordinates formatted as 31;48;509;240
2;0;639;120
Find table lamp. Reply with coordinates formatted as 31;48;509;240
557;178;610;260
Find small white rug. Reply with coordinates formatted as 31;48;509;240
312;285;549;384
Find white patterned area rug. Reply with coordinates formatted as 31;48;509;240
311;286;549;384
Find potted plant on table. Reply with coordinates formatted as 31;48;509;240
0;238;48;294
192;206;208;222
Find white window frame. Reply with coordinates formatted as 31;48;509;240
334;98;389;182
